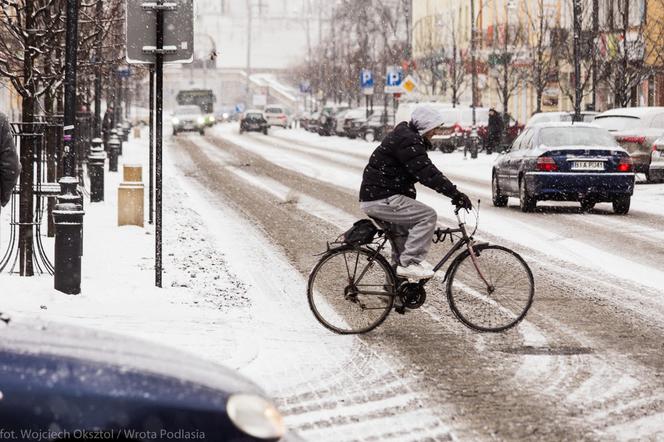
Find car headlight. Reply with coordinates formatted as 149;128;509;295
172;117;180;125
223;112;229;120
197;117;205;124
227;394;285;439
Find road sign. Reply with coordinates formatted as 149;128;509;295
384;65;403;94
360;69;374;95
126;0;194;64
117;66;131;78
402;75;418;93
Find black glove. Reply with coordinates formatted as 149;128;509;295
451;192;473;211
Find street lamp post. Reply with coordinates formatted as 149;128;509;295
573;0;582;121
54;0;84;294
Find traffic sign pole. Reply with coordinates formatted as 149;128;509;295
155;1;164;288
127;0;193;287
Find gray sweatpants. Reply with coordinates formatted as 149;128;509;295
360;194;437;267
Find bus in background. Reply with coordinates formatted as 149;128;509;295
175;89;216;127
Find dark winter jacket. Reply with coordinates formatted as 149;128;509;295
488;112;503;139
0;112;20;208
359;121;459;202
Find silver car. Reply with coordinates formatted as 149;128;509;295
171;105;206;136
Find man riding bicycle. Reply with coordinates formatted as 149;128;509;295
359;104;473;281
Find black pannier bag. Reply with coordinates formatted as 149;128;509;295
342;219;378;246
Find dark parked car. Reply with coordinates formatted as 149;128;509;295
171;105;206;136
359;112;395;142
240;110;269;135
0;318;287;441
492;122;635;214
593;106;664;182
318;106;349;136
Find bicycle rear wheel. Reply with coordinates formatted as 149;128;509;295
308;247;395;334
446;244;534;332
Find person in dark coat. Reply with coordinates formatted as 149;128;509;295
0;111;20;211
487;108;503;154
359;104;472;281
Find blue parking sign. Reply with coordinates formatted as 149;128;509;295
360;69;373;88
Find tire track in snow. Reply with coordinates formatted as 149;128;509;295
170;135;455;441
179;135;620;438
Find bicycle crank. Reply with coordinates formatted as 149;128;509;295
397;282;427;309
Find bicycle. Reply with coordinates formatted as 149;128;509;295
307;203;534;334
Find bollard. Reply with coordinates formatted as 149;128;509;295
108;135;120;172
117;123;129;142
88;138;106;202
118;164;144;227
53;176;85;295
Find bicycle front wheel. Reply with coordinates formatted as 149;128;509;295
308;247;395;334
446;244;534;332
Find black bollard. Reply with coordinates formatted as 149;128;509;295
88;137;106;202
53;177;84;295
108;134;120;172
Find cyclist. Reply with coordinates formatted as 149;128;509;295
359;104;472;280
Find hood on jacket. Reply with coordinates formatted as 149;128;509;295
411;105;445;135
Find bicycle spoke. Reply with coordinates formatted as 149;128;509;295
308;248;394;334
448;246;533;332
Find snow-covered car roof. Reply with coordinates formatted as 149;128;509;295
527;121;600;129
596;106;664;118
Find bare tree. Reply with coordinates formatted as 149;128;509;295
488;19;528;128
524;0;557;113
446;13;466;107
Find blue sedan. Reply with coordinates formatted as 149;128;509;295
0;317;289;441
492;122;635;214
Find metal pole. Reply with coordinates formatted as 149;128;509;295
591;0;598;111
55;0;84;294
470;0;479;158
573;0;582;120
149;66;155;225
246;1;252;106
156;1;164;287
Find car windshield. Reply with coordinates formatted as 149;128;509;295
175;106;201;116
539;127;619;147
593;115;641;131
246;113;263;119
265;107;283;114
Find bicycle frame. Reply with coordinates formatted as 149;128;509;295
366;207;493;292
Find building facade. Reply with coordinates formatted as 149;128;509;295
412;0;661;123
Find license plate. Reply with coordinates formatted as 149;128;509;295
571;161;604;171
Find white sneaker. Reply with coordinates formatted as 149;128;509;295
396;262;434;280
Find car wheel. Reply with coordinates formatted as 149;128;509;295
519;177;536;212
364;130;375;142
612;196;631;214
239;127;244;134
172;130;178;136
263;128;268;135
492;173;508;207
199;129;205;135
580;199;595;212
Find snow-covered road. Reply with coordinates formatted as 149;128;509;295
173;123;664;440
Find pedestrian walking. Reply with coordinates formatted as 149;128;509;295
0;111;20;211
487;108;503;155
